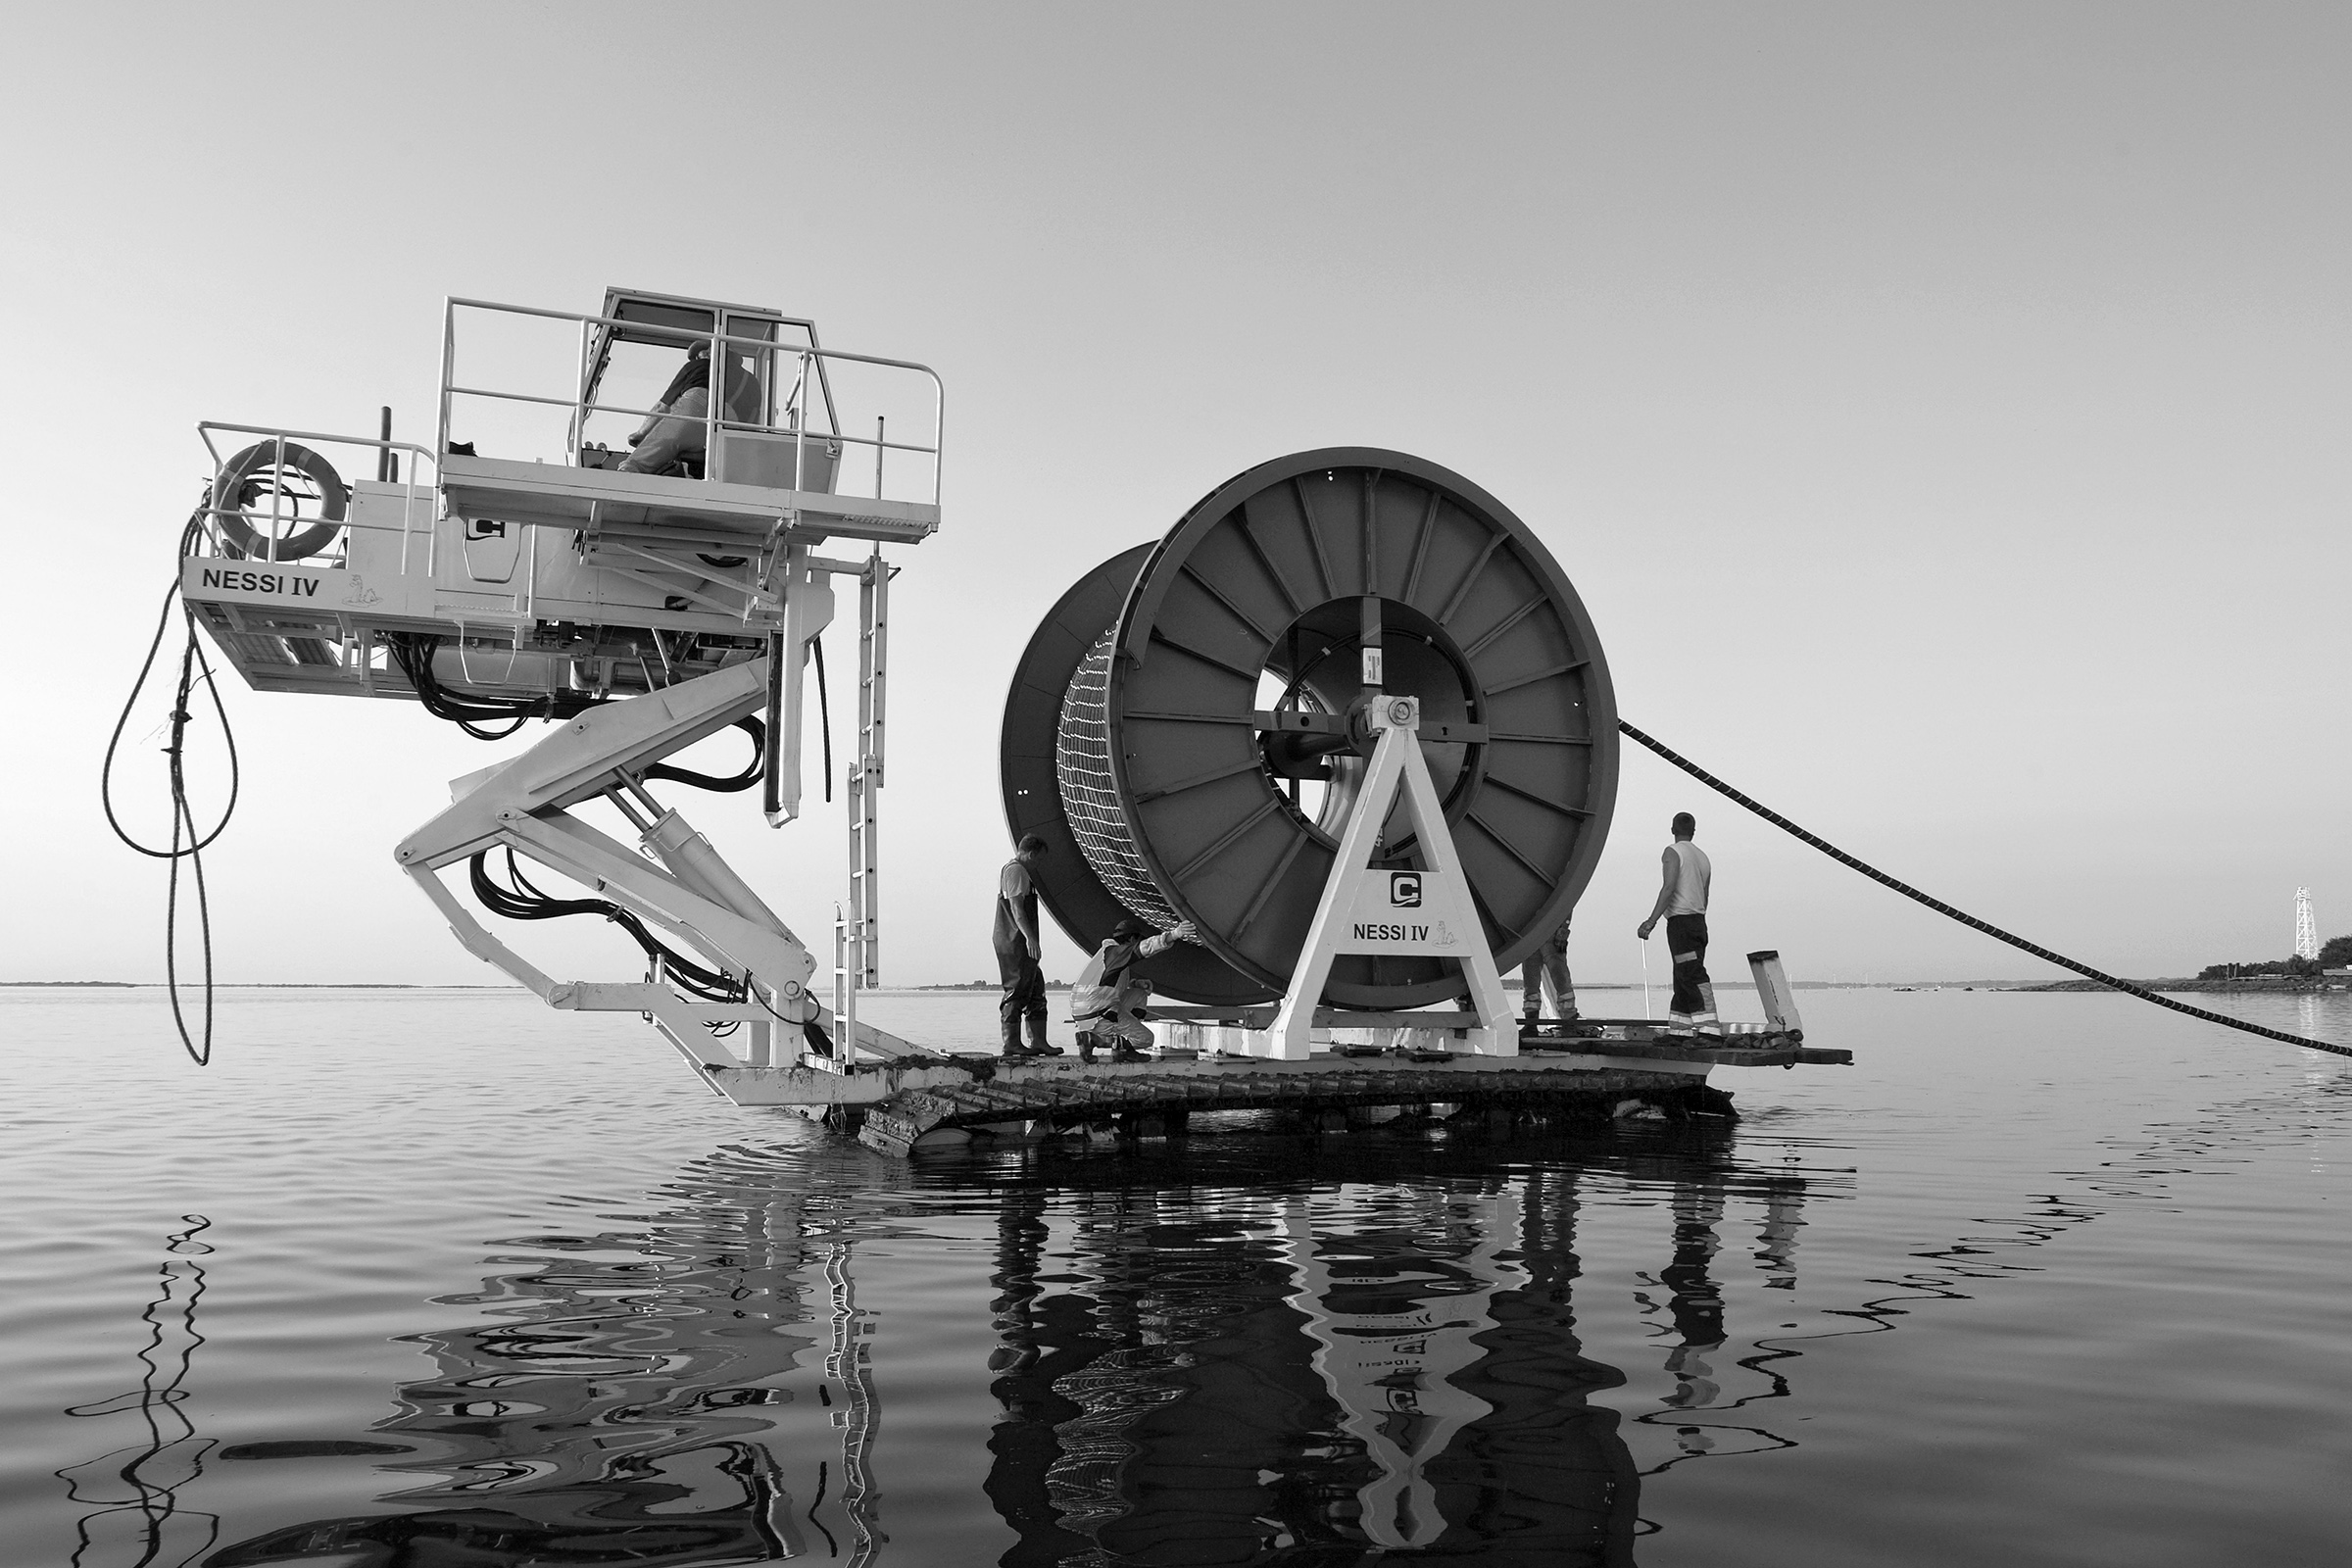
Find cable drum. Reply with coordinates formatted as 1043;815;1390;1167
1004;448;1617;1009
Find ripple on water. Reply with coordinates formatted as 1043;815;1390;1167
0;987;2347;1566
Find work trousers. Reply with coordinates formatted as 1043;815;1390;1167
1521;924;1576;1020
1078;1009;1154;1053
997;945;1049;1051
617;385;710;474
1666;912;1718;1030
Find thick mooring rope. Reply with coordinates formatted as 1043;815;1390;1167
1619;721;2351;1058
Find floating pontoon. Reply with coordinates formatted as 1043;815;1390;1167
182;288;1844;1154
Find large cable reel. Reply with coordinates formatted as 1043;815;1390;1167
1003;448;1616;1010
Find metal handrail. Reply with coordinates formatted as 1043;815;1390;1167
195;422;439;572
452;379;911;498
438;296;943;505
441;384;917;452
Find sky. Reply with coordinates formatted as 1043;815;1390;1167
2;2;2345;993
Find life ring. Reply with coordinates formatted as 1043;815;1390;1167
211;442;347;562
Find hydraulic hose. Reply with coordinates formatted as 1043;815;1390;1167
646;716;766;792
469;849;746;1004
1619;720;2351;1060
384;632;603;740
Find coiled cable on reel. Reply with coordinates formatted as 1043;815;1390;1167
1054;628;1181;931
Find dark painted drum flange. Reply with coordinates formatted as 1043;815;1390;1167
1003;542;1278;1003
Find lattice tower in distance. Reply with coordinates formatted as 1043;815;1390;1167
2294;887;2318;961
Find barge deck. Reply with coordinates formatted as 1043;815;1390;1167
710;1020;1851;1155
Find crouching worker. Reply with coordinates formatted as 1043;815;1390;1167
1071;916;1198;1063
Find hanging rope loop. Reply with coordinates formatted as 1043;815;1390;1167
103;523;237;1066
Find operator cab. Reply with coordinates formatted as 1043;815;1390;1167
433;284;940;544
572;288;840;493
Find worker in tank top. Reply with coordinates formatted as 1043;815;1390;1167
994;834;1063;1060
1638;811;1720;1035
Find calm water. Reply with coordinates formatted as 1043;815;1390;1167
2;986;2347;1567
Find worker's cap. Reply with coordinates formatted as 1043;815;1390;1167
1111;917;1148;940
1017;833;1049;855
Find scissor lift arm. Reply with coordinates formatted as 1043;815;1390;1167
392;659;911;1082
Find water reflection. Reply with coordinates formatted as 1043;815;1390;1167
191;1125;1830;1566
204;1152;856;1565
58;1216;219;1568
964;1128;1831;1566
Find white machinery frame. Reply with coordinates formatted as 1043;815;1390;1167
1199;695;1518;1061
390;555;911;1088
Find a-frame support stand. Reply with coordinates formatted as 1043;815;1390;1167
1259;695;1517;1060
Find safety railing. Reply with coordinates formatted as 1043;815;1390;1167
194;422;441;575
436;297;944;509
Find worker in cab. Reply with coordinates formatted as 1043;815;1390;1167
1071;916;1198;1063
617;339;760;476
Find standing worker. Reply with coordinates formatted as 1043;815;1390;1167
1637;812;1720;1036
994;834;1063;1060
1522;917;1580;1035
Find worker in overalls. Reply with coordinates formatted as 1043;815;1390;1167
1522;917;1580;1035
994;834;1062;1060
1070;916;1197;1063
1638;811;1720;1035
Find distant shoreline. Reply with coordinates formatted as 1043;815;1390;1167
2011;976;2351;995
0;982;518;990
24;978;2320;995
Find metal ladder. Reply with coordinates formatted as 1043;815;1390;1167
834;550;889;1046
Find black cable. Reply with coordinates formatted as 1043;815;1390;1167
646;715;766;792
813;635;832;805
384;631;604;740
104;529;238;857
469;849;746;1003
1618;719;2351;1059
163;657;217;1070
104;515;238;1067
385;633;526;739
390;631;770;780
